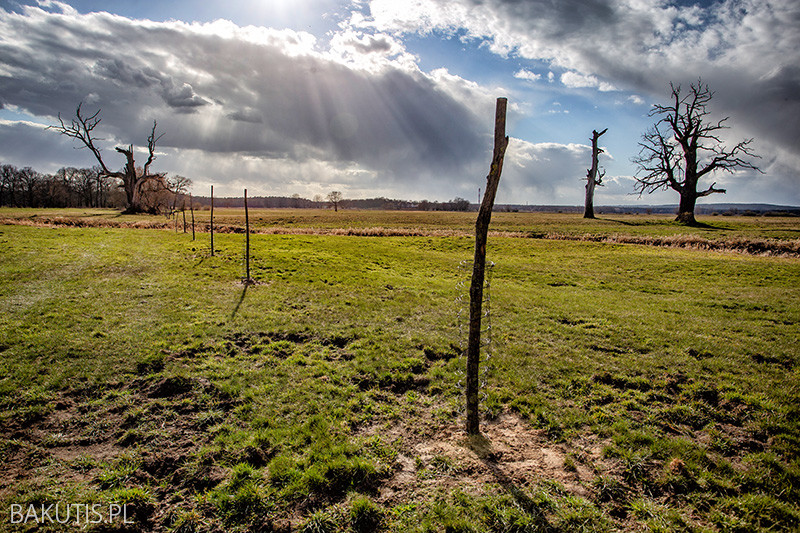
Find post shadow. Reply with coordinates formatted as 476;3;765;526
231;284;249;319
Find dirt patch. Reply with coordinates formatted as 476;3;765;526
0;375;236;527
368;412;603;505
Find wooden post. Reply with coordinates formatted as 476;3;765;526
182;201;187;233
466;97;509;436
244;188;251;283
190;194;195;241
210;185;214;256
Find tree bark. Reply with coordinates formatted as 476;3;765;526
466;97;509;436
676;189;698;225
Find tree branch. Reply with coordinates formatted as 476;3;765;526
697;182;726;197
47;103;113;176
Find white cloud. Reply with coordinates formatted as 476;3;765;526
514;69;541;81
560;71;616;92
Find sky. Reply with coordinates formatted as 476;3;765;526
0;0;798;206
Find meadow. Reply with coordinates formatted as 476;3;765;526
0;208;798;532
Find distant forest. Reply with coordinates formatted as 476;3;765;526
0;164;121;209
2;162;798;216
0;161;473;212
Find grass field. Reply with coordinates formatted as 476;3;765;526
3;206;800;238
1;208;799;532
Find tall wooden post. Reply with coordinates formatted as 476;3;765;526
244;189;251;283
466;97;509;436
210;185;215;256
190;194;195;241
182;201;187;233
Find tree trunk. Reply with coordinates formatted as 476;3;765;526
676;190;698;225
584;175;596;219
466;97;509;436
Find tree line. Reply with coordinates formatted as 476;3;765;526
0;162;192;214
0;164;115;208
193;195;472;211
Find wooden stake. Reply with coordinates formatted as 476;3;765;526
466;97;509;436
190;193;195;241
182;201;187;233
244;188;251;283
210;185;214;256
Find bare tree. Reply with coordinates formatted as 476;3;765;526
73;166;103;207
632;80;760;225
583;128;607;219
49;103;166;214
327;190;343;212
18;167;40;208
1;164;18;207
166;174;192;218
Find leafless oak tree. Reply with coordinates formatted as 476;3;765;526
327;190;343;212
583;128;607;219
49;103;166;213
632;80;760;225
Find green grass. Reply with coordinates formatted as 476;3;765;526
1;211;799;531
3;206;800;240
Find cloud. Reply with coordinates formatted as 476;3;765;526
560;71;616;92
0;3;488;198
499;138;592;204
0;120;103;169
1;1;796;205
514;69;541;82
357;0;800;190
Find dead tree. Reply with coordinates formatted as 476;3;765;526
466;97;509;436
583;128;607;219
167;174;192;218
49;103;165;214
327;191;343;212
632;80;760;225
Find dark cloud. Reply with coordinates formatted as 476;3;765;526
92;59;161;88
0;121;104;170
0;5;487;195
348;34;394;54
161;81;208;109
227;108;264;123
